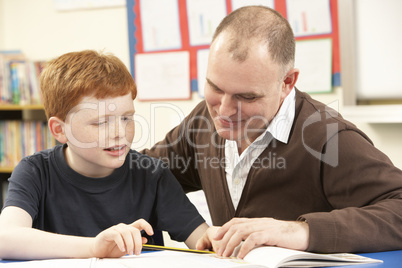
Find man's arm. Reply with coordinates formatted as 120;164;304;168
302;130;402;253
0;206;153;260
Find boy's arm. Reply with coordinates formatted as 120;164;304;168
0;206;153;260
0;206;93;260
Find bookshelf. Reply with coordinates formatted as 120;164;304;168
0;105;55;207
0;167;13;173
0;106;52;169
0;52;54;207
0;104;44;110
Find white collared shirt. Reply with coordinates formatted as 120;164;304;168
224;88;296;209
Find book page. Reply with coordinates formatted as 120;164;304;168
96;251;264;268
244;247;305;267
243;247;382;268
0;258;94;267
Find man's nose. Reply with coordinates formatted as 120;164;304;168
219;95;238;118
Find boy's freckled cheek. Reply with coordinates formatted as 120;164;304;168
69;123;99;144
75;114;100;140
129;125;136;137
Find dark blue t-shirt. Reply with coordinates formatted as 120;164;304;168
4;144;205;242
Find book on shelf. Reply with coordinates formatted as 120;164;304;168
0;50;24;104
0;246;382;268
0;120;55;168
0;50;44;105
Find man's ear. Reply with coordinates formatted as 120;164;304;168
48;117;67;144
281;68;300;99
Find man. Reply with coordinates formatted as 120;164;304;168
143;6;402;258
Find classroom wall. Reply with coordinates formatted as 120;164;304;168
0;0;130;67
1;0;401;169
354;0;402;100
0;0;4;48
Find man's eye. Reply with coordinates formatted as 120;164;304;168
239;95;256;101
210;85;223;94
97;121;107;126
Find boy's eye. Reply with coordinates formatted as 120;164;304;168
121;115;134;122
97;121;107;126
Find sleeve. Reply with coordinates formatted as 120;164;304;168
141;103;206;193
153;165;205;242
301;130;402;253
3;158;42;221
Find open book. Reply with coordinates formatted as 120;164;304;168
238;246;383;267
0;246;382;268
98;246;382;268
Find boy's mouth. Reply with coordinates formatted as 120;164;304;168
104;145;125;151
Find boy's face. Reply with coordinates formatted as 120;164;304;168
63;93;135;178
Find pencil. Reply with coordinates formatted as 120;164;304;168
142;244;215;254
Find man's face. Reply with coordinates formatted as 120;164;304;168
204;35;289;147
63;93;135;177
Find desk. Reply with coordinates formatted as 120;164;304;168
325;250;402;267
1;250;401;267
347;250;402;267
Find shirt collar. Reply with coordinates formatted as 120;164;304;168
266;87;296;144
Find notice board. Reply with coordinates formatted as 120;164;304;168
126;0;340;101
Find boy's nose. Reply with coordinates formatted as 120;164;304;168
109;117;124;139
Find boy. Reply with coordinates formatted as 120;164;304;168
0;50;209;260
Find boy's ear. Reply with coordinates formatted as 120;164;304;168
48;117;67;144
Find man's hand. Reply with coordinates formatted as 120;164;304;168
91;219;154;258
211;218;309;259
195;226;221;252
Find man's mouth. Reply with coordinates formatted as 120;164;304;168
217;116;241;127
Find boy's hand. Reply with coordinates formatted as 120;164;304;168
91;219;154;258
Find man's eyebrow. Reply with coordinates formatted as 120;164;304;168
206;78;263;98
239;92;264;98
206;78;222;91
